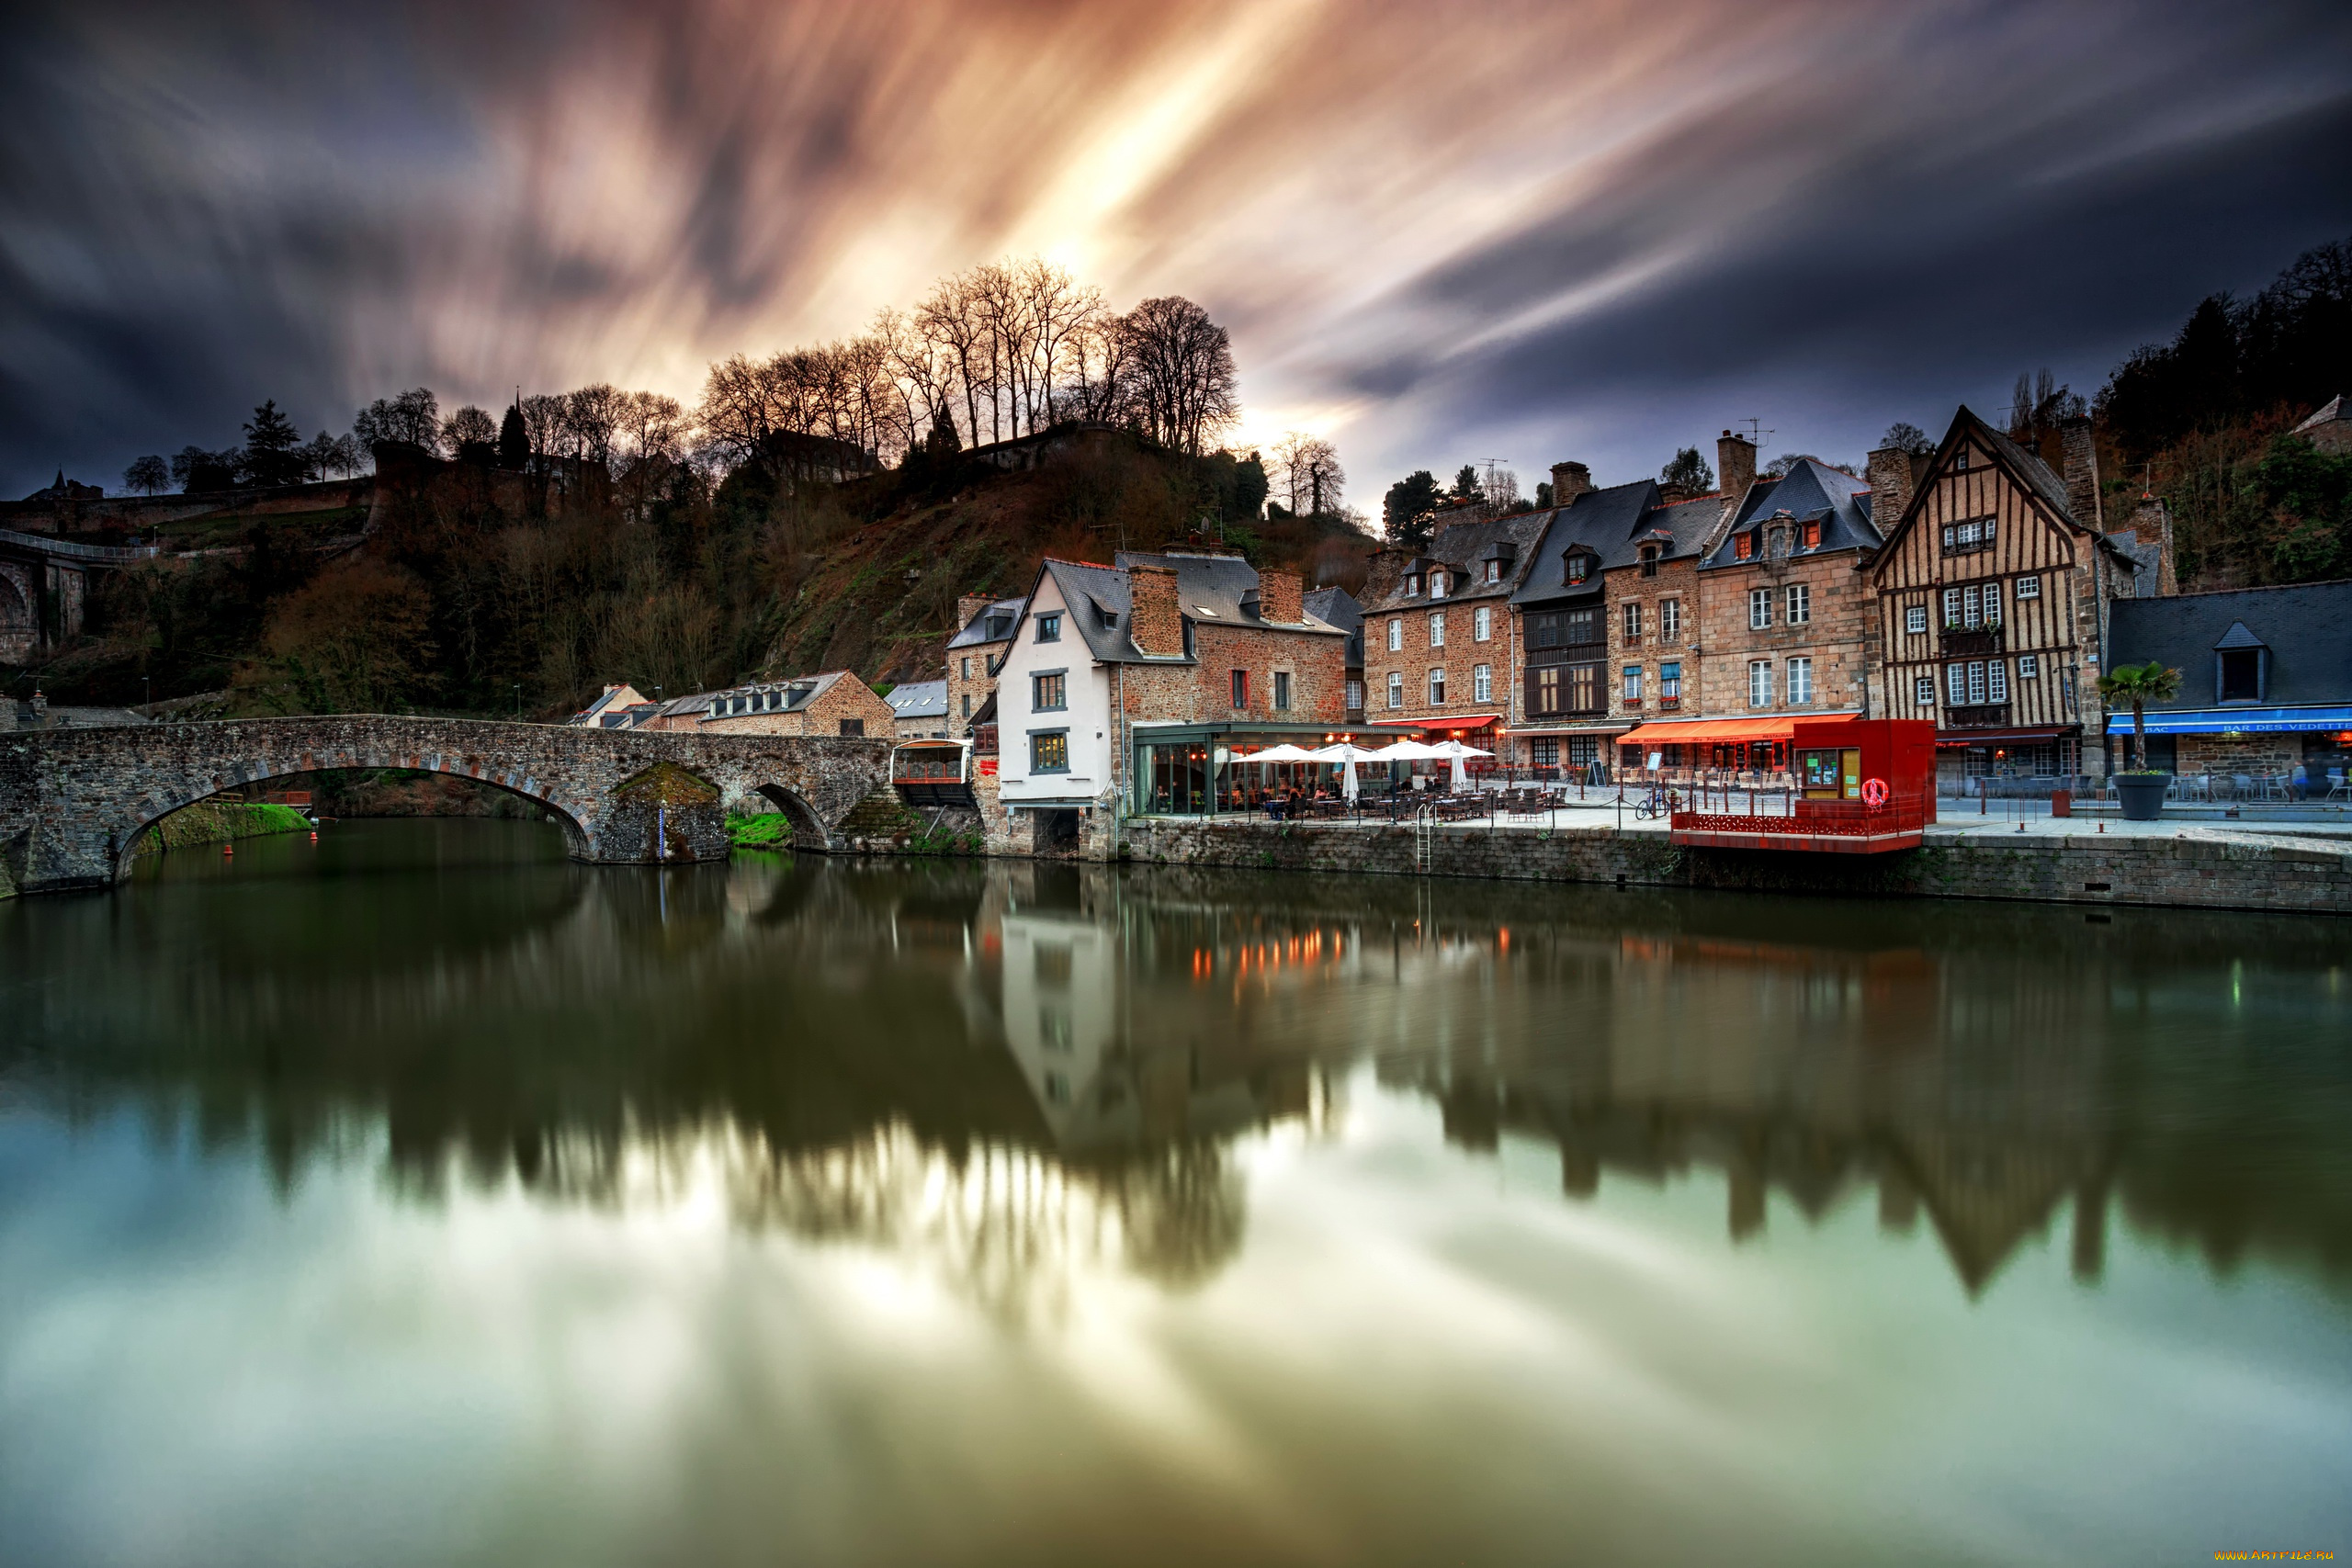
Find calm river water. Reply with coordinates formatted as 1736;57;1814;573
2;819;2347;1566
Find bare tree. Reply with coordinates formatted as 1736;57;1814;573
355;388;443;454
563;384;628;475
918;271;990;451
1121;297;1237;455
441;404;498;454
122;454;170;494
1269;433;1345;516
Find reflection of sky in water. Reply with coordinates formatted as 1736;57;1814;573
2;825;2349;1565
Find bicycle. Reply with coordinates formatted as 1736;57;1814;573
1631;788;1682;820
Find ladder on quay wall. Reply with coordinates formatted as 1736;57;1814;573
1412;802;1437;874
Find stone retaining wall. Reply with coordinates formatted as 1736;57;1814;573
1117;819;2350;915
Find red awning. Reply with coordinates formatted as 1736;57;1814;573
1619;716;1793;746
1368;714;1503;731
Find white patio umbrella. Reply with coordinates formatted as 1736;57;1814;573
1311;742;1385;800
1372;739;1448;760
1248;741;1323;796
1431;738;1493;792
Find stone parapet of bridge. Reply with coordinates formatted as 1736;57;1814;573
0;714;891;897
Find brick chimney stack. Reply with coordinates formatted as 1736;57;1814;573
2061;418;2103;530
1866;444;1918;533
956;594;992;630
1127;565;1185;656
1549;461;1592;507
1716;431;1757;502
1257;569;1304;626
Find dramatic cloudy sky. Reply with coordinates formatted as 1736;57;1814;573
4;0;2349;502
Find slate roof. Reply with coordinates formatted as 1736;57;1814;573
2291;394;2345;435
1305;586;1363;669
1965;409;2079;525
1511;481;1728;608
1010;552;1342;666
2106;581;2352;710
1700;458;1880;569
1365;512;1552;615
946;597;1024;650
700;670;854;718
885;679;949;719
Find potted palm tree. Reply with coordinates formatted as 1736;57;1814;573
2098;660;2184;820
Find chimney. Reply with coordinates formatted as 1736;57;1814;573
1867;445;1917;533
1256;568;1304;626
2125;492;2177;597
1127;564;1185;657
956;594;991;630
1549;461;1592;507
1716;431;1757;502
2061;418;2102;530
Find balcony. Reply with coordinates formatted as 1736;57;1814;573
1944;704;2011;729
1939;626;2004;658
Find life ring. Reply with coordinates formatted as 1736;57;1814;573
1861;777;1889;809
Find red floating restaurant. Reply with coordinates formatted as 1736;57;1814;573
1616;715;1939;853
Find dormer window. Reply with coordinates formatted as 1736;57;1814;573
1485;559;1499;583
2214;622;2267;702
1564;554;1590;585
1639;545;1660;578
1804;522;1821;548
1735;533;1753;561
1430;570;1448;599
1406;573;1422;596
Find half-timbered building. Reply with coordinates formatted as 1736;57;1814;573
1867;407;2141;784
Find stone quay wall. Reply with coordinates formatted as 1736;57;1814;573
0;715;890;895
1114;818;2350;916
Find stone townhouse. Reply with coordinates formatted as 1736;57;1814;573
695;670;897;739
1676;454;1886;769
1363;513;1552;753
1869;407;2147;784
1304;585;1366;722
992;550;1348;847
945;594;1023;735
1508;462;1726;775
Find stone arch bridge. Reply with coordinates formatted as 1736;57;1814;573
0;715;894;896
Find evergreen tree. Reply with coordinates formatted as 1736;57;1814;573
1384;469;1442;550
499;400;530;468
1659;446;1714;491
241;399;304;486
1449;464;1484;502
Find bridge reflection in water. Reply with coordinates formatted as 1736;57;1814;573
4;820;2345;1308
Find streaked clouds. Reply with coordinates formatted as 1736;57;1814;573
3;0;2347;496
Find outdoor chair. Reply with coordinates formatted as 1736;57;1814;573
2326;769;2349;802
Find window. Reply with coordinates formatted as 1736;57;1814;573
1030;731;1069;772
1532;738;1559;767
1947;663;1967;705
1659;599;1681;642
1387;617;1403;652
1915;676;1936;705
1532;666;1561;715
1430;612;1445;648
1406;574;1421;596
1984;581;2002;626
1736;533;1754;561
840;718;865;737
1387;671;1404;708
960;656;971;680
1786;657;1813;705
1640;546;1659;578
1567;664;1600;712
1943;515;1996;554
1033;671;1067;711
1785;584;1810;626
1182;619;1195;659
1623;666;1643;703
1429;668;1446;705
1430;570;1448;599
1943;587;1962;627
1229;670;1250;708
986;653;1001;676
1036;612;1061;643
1905;604;1928;636
1623;603;1642;641
1748;660;1771;708
2019;654;2040;680
1345;678;1363;711
1660;660;1681;703
2219;648;2263;702
1473;663;1491;703
1485;559;1500;583
1987;660;2008;704
1475;606;1492;641
1749;588;1772;629
1962;584;1981;627
2016;574;2041;601
1273;671;1292;710
1804;521;1821;548
1565;554;1590;584
1967;661;1986;705
961;693;971;717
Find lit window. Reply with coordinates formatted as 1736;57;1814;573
1786;657;1813;705
1031;731;1069;772
1430;613;1445;648
1387;671;1404;709
1387;618;1403;651
1428;668;1446;705
1749;589;1772;629
2017;574;2041;600
1785;584;1810;626
1747;660;1771;708
1905;604;1928;636
1475;606;1492;641
1036;613;1060;643
1473;663;1491;703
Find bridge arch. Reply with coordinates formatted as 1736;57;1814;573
749;782;833;851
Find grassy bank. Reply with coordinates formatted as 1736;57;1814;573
727;814;796;851
131;801;312;856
